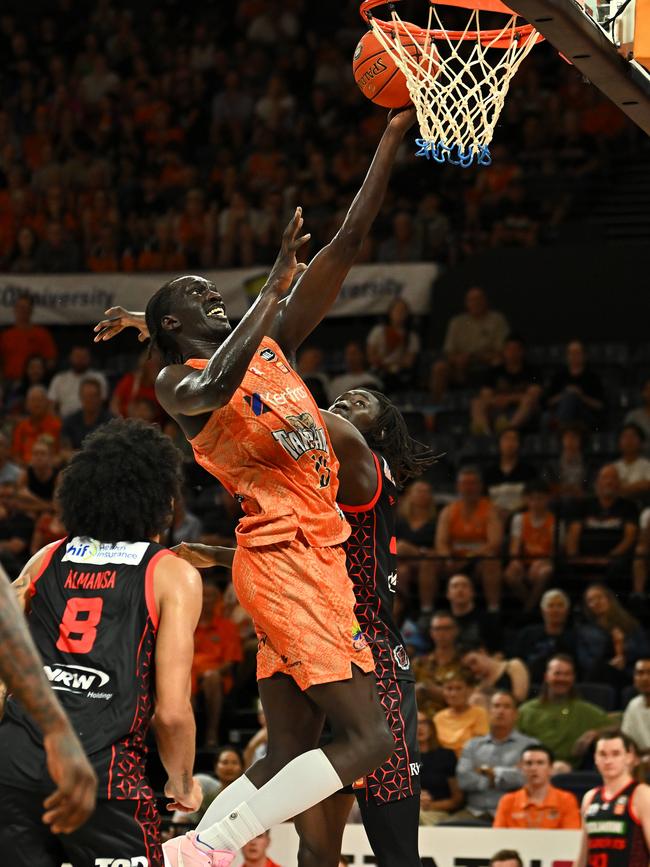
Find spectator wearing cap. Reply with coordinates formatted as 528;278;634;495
470;335;542;436
436;468;504;611
565;464;638;583
544;340;605;430
505;479;556;612
493;744;581;829
453;691;537;825
431;286;510;402
517;654;611;770
614;423;650;501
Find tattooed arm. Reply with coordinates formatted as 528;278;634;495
0;550;97;832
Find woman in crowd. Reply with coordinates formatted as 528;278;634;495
417;712;463;825
396;479;438;614
582;583;650;686
366;297;420;392
459;641;530;707
434;669;489;757
169;746;244;833
5;354;50;414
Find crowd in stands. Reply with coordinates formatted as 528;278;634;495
1;0;649;847
0;0;645;276
1;281;649;839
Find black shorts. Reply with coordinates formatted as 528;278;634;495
0;784;162;867
348;677;421;804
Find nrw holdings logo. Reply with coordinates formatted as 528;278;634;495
45;663;110;696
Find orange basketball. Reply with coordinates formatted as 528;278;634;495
352;29;423;109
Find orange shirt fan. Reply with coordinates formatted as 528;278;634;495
358;0;544;167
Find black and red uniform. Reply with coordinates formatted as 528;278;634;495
585;780;650;867
340;451;421;867
0;535;172;867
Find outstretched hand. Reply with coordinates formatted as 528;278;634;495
387;106;417;135
93;307;149;343
264;207;311;298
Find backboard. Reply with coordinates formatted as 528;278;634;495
506;0;650;134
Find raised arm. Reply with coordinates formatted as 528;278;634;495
157;212;309;419
272;108;417;355
152;553;203;813
0;550;97;833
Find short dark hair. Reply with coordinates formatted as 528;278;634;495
504;333;526;347
498;426;520;442
521;743;554;763
457;639;486;657
621;422;646;442
594;728;638;753
79;377;102;393
58;419;183;543
548;653;575;671
490;851;523;867
457;464;482;481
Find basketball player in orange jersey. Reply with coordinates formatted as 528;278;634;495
93;108;417;867
173;388;437;867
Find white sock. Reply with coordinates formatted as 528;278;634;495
197;748;342;852
195;773;258;832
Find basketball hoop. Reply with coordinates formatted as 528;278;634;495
360;0;544;166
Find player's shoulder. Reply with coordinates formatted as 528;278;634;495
582;786;599;810
154;550;202;593
632;781;650;808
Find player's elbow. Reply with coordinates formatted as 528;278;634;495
154;699;194;731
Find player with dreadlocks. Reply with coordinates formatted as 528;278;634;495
175;387;437;867
93;109;418;867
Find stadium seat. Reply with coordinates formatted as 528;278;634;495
577;682;617;711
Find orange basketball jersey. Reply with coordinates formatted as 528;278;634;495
186;337;349;549
448;497;492;556
520;511;556;558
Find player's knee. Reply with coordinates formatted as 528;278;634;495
361;716;395;769
297;836;340;867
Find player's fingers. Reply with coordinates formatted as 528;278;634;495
294;233;311;249
295;262;308;274
43;788;65;811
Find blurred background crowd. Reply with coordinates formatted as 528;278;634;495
1;0;649;846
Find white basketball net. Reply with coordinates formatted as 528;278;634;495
368;6;540;166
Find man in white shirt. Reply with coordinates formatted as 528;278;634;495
614;423;650;499
48;346;108;418
621;657;650;753
431;286;509;401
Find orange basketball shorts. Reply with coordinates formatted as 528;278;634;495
232;537;374;691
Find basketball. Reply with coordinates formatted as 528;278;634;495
352;29;423;108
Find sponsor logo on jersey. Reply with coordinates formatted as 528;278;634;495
352;619;368;651
243;393;271;416
62;538;149;566
387;571;397;593
585;819;626;834
64;569;116;590
409;762;421;777
94;859;148;866
393;644;410;670
272;411;328;461
260;347;276;361
381;456;395;484
45;663;112;699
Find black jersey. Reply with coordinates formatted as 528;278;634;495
0;535;171;800
340;451;413;682
585;780;650;867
